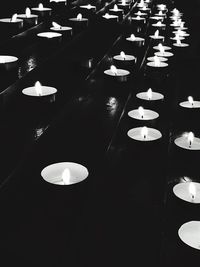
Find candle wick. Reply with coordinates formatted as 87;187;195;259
144;134;146;139
141;115;144;119
189;140;192;148
191;194;195;201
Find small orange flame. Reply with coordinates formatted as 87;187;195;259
130;34;136;40
114;4;118;11
187;132;194;148
154;30;159;38
138;106;144;118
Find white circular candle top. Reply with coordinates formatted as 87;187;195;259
113;54;136;61
154;51;174;57
131;16;145;20
134;12;147;16
173;42;189;47
126;36;144;42
170;36;185;40
149;34;164;40
69;17;88;21
173;182;200;203
37;32;62;38
109;7;123;11
174;135;200;150
102;14;118;19
178;221;200;250
147;61;168;67
22;85;57;96
0;55;18;63
104;68;130;76
150;16;163;21
0;18;23;23
175;26;188;30
152;22;166;27
31;7;52;11
147;56;168;62
17;14;38;18
179;100;200;108
173;30;189;37
41;162;89;185
153;45;172;50
136;91;164;101
80;4;96;9
128;108;159;120
50;26;72;31
127;127;162;141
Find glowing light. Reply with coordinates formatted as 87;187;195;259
130;34;136;40
11;14;18;22
176;38;182;45
110;65;118;75
38;3;44;10
188;96;194;106
147;88;152;100
156;21;162;26
154;30;159;38
136;15;141;20
62;168;71;185
187;132;194;148
158;43;165;53
154;55;160;66
35;81;43;96
77;13;82;20
189;182;196;201
114;4;118;11
120;51;126;60
138;106;144;118
52;21;62;29
122;0;126;5
158;11;163;15
141;126;148;139
25;7;31;17
0;57;6;64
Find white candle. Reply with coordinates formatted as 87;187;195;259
173;182;200;203
104;65;130;81
69;13;88;22
174;132;200;150
80;4;96;11
128;107;159;120
31;3;52;11
150;16;164;22
152;21;166;28
149;30;164;41
37;31;62;39
127;126;162;141
131;16;146;21
17;8;38;26
173;30;189;37
136;88;164;101
173;38;189;47
179;96;200;108
102;13;119;21
134;11;147;17
109;4;124;12
50;22;72;34
178;221;200;250
146;56;168;67
41;162;89;185
147;55;168;62
154;51;174;58
0;14;23;28
22;81;57;97
126;34;145;45
0;55;18;70
113;51;136;62
153;44;172;51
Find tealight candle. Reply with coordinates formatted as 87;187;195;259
131;15;146;22
173;38;189;47
134;11;148;17
153;43;172;51
69;13;89;29
139;6;151;13
178;221;200;250
50;22;72;37
37;31;62;43
136;88;164;101
146;55;168;67
102;13;119;22
0;14;23;34
113;51;136;69
151;21;166;30
154;50;174;58
173;182;200;203
174;132;200;150
0;55;18;71
41;162;89;185
147;55;168;62
179;96;200;108
128;106;159;120
149;16;164;22
149;30;165;43
17;7;38;27
104;65;130;82
117;0;130;13
170;34;185;41
127;126;162;141
31;3;52;19
173;29;189;37
22;81;57;103
79;4;96;11
126;34;145;47
109;4;124;19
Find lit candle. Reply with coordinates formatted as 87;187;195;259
131;15;146;21
17;7;38;27
173;29;189;37
117;0;130;13
37;31;62;41
0;55;18;71
102;13;119;22
104;65;130;82
149;30;164;42
179;96;200;108
134;11;147;17
128;106;159;120
31;3;52;19
173;38;189;47
174;132;200;150
127;126;162;141
126;34;145;46
22;81;57;102
113;51;136;68
152;21;166;29
178;221;200;250
170;33;185;41
155;10;166;17
153;43;172;51
146;55;168;67
41;162;89;185
173;181;200;203
69;13;89;30
109;4;124;19
136;88;164;101
147;55;168;62
154;45;174;57
150;16;164;22
80;4;96;11
50;22;72;36
0;14;23;33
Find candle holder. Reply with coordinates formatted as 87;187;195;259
41;162;89;185
17;8;38;28
147;55;168;62
113;51;136;71
0;15;23;36
178;221;200;250
173;181;200;204
104;65;130;82
31;4;52;20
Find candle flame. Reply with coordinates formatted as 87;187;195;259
154;55;160;66
114;4;118;10
120;51;126;60
62;168;71;185
77;13;82;20
0;57;6;64
52;21;61;29
25;7;31;17
154;30;159;38
156;21;162;26
11;13;18;22
187;132;194;148
38;3;44;10
138;106;144;118
130;34;136;40
176;38;182;45
189;182;196;201
158;11;163;15
147;88;152;100
138;11;142;15
158;43;165;53
110;65;118;75
87;4;92;8
122;0;126;5
141;126;148;139
35;81;43;96
188;96;194;106
104;13;110;18
136;15;141;20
